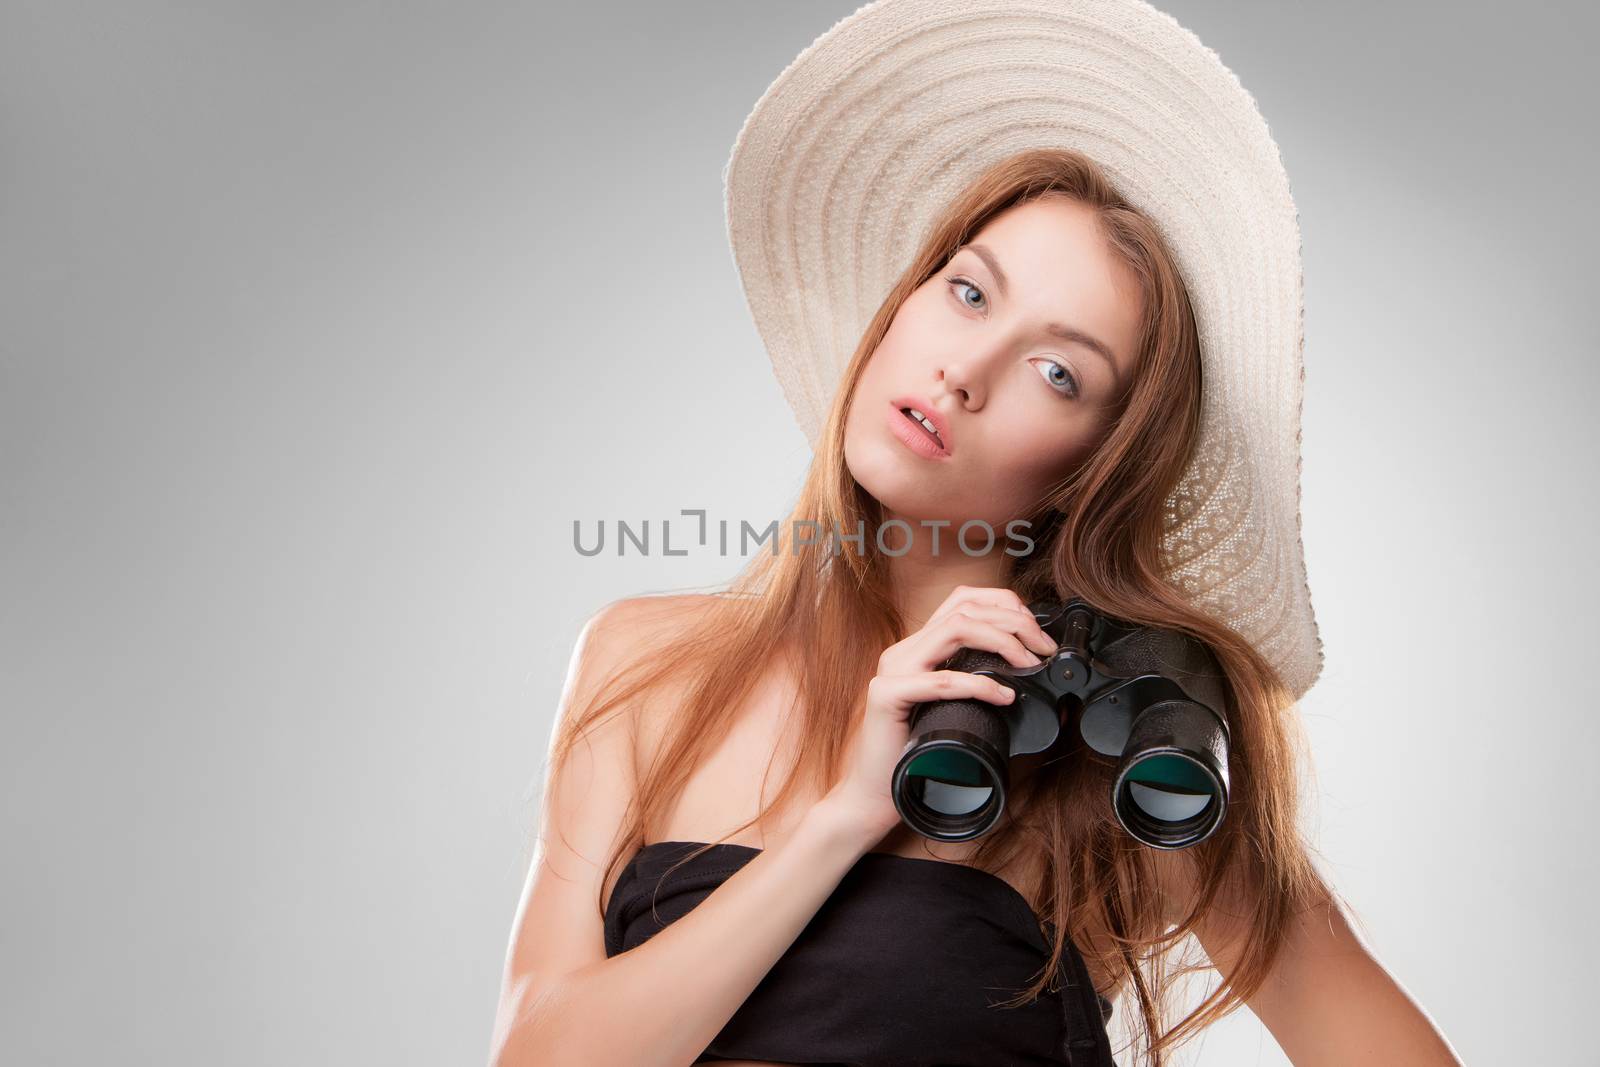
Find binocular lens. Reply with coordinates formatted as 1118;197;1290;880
903;748;993;815
893;732;1009;841
1108;697;1228;849
1123;754;1215;823
1113;749;1224;849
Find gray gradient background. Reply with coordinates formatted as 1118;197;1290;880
3;1;1595;1064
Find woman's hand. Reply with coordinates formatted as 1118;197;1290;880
821;585;1060;847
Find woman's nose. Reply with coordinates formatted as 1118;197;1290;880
938;363;984;410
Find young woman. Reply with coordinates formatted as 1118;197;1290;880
491;3;1465;1065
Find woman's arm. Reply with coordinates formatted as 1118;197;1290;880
489;599;882;1067
1152;850;1465;1066
497;797;873;1065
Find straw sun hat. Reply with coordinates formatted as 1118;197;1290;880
721;0;1323;701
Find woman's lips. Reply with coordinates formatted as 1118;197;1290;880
886;400;952;459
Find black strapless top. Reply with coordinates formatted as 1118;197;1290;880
603;841;1118;1066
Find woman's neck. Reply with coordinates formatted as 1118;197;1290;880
883;528;1014;635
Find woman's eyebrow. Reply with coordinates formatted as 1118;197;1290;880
962;242;1121;382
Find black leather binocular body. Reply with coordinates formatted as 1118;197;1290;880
890;596;1232;850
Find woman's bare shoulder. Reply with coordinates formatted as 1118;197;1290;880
576;593;723;758
586;591;722;643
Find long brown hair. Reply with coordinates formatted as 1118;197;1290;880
547;147;1327;1065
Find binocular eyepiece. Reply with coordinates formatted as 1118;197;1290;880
890;597;1232;850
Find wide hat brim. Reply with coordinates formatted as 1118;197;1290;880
722;0;1323;700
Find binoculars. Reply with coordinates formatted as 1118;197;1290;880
890;597;1231;850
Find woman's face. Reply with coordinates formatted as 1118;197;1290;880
843;196;1143;532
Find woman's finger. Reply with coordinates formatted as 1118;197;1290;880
925;584;1029;628
901;614;1045;672
868;670;1017;715
929;604;1056;658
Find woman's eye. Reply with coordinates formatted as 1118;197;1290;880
945;275;986;310
944;274;1079;400
1032;358;1080;399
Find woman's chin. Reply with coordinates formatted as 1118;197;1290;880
848;457;929;509
857;483;989;533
